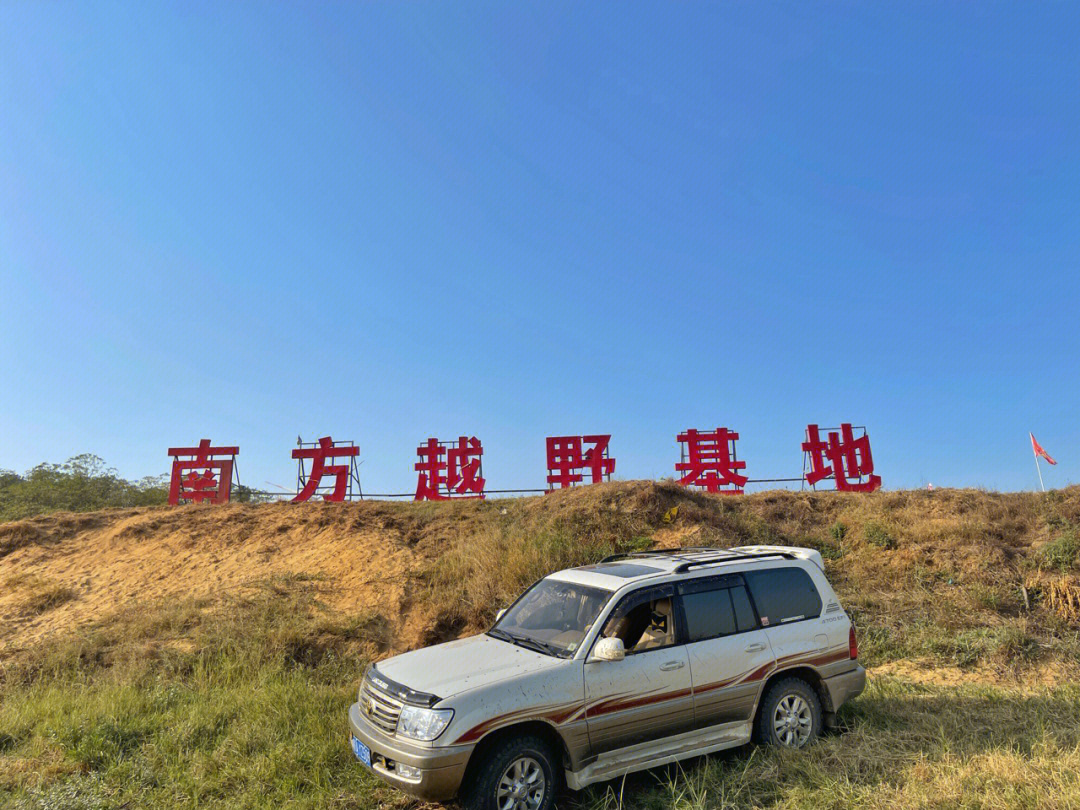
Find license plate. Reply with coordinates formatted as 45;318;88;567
351;736;371;768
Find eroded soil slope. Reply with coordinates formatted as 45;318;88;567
0;500;437;651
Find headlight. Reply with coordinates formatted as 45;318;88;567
396;705;454;741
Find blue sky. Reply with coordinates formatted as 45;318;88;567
2;2;1077;494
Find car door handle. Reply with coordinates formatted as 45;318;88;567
659;660;685;671
744;642;767;653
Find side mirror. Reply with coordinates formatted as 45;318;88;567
592;637;625;662
495;609;507;622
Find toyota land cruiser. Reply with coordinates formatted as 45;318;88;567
347;545;865;810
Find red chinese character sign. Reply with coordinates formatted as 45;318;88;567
415;436;485;500
676;428;748;494
802;424;881;492
167;439;239;505
293;436;362;502
546;435;615;490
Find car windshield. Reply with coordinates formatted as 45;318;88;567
490;578;610;658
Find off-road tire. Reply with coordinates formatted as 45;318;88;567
754;677;822;749
459;733;559;810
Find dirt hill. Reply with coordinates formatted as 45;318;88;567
4;482;1080;810
3;481;1079;678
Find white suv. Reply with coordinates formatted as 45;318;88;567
347;546;866;810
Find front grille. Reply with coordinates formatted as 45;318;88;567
360;678;403;734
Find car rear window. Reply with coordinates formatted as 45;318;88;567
744;567;822;626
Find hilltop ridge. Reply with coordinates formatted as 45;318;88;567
3;481;1078;677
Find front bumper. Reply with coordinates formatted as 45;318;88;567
823;664;867;712
347;702;475;801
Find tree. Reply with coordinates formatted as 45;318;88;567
0;456;170;521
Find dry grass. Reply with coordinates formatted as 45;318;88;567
574;677;1080;810
1026;571;1080;625
419;482;1080;676
3;481;1080;671
3;573;77;618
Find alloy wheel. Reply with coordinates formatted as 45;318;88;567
496;755;547;810
772;693;813;747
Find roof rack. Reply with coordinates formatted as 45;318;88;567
672;549;795;573
599;546;796;572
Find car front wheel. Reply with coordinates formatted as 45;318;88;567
460;733;558;810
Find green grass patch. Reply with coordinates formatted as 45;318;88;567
1;585;400;810
8;649;1080;810
4;580;1080;809
830;521;848;543
864;521;897;550
1041;527;1080;572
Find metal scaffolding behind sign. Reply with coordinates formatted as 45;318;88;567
294;436;363;501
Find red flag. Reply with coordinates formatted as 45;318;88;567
1030;433;1057;465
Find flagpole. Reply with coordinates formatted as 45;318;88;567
1035;453;1045;493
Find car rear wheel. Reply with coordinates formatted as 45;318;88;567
460;733;558;810
755;677;822;749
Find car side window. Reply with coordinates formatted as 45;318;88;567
600;586;677;654
681;587;735;642
744;567;822;626
678;576;760;642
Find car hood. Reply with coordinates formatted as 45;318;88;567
374;633;565;700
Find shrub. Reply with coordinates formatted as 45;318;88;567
619;535;654;554
802;535;842;561
1042;528;1080;572
864;521;896;550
